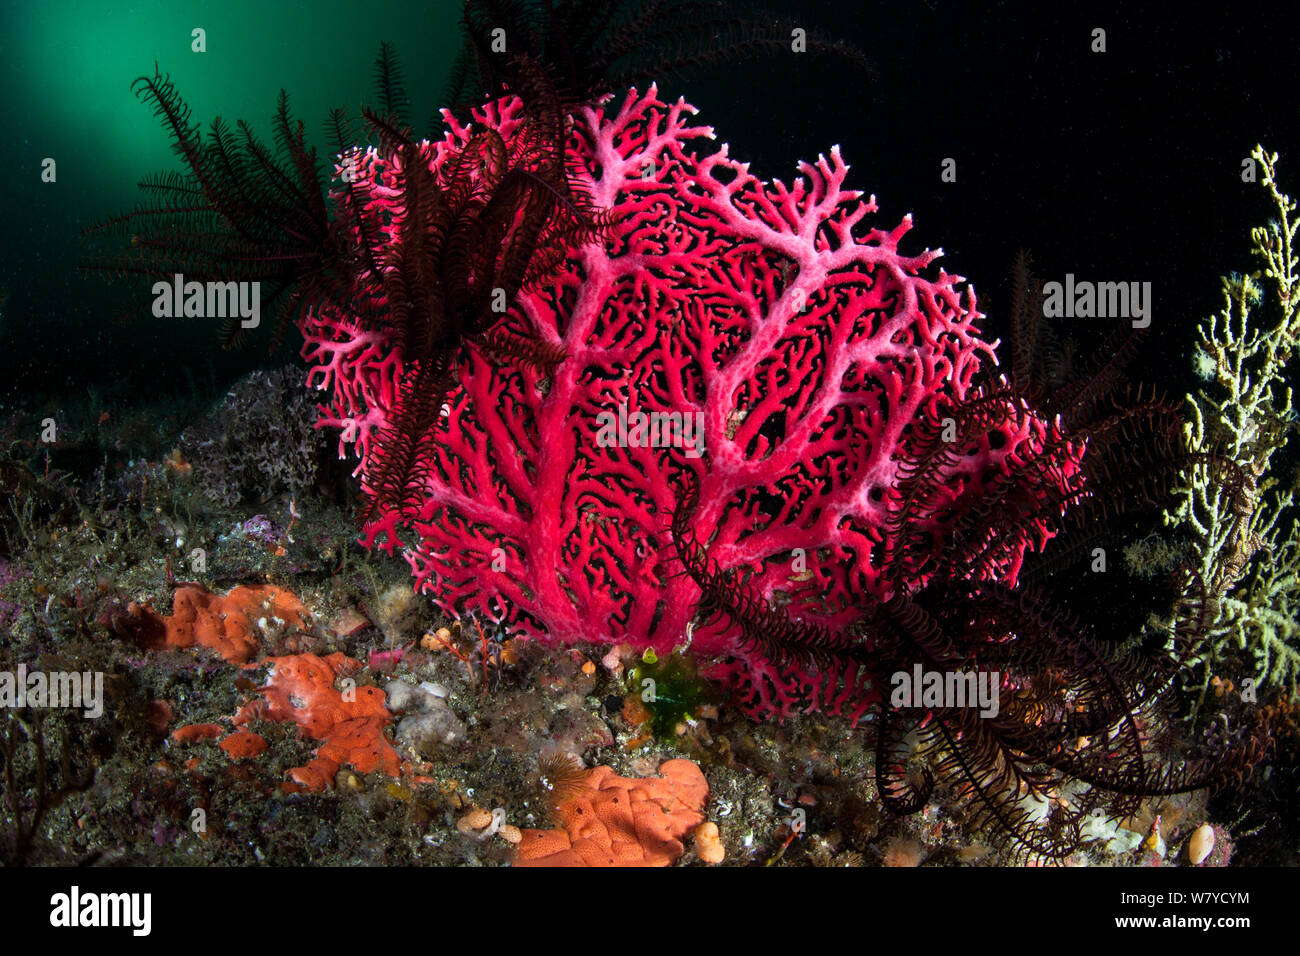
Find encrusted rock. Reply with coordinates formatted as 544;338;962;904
396;705;466;754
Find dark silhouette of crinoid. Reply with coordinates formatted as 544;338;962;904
442;0;873;115
348;53;613;521
80;64;349;349
82;46;612;524
1000;252;1249;589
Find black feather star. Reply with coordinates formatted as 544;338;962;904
442;0;873;116
81;65;349;349
83;47;613;525
669;308;1276;862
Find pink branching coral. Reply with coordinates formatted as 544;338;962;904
301;86;1080;721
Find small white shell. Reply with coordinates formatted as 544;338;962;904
1189;824;1215;865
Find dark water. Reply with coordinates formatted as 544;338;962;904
3;2;1296;407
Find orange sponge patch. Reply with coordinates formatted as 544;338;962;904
162;584;306;663
171;723;224;743
514;759;709;867
125;584;307;663
235;652;399;791
219;731;268;759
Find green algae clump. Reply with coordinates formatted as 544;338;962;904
626;647;718;739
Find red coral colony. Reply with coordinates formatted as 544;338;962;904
308;84;1078;715
300;72;1280;852
80;40;1279;863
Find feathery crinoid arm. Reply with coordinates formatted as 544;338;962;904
81;66;347;348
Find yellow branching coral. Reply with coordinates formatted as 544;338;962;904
1158;146;1300;711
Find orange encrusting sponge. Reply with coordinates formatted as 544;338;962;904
234;651;400;791
130;583;307;664
514;759;709;866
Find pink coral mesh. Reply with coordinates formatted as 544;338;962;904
299;86;1082;722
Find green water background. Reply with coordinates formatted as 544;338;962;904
2;1;1297;416
0;0;460;405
